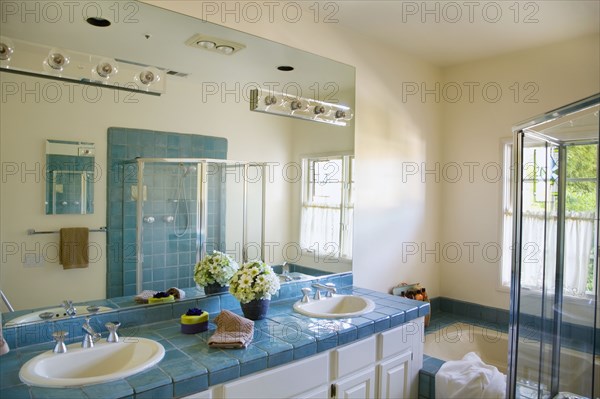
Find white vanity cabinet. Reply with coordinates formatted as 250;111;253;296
186;317;424;399
376;318;424;399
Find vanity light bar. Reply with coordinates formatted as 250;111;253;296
249;88;353;126
0;37;166;95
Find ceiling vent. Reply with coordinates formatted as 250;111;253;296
185;34;245;55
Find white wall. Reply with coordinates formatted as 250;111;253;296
0;72;295;311
439;34;600;309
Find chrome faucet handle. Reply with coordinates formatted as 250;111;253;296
105;321;121;343
62;300;76;317
52;331;68;353
301;288;312;303
81;316;100;348
313;289;322;301
324;283;337;297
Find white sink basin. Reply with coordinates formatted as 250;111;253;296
5;305;113;326
19;338;165;388
293;295;376;318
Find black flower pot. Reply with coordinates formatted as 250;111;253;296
203;283;229;295
240;299;270;320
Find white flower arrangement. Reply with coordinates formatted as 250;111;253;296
194;251;239;287
229;260;281;303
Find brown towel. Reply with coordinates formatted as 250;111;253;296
59;227;89;269
208;310;254;349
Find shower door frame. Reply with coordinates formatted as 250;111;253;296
508;93;599;398
129;158;268;293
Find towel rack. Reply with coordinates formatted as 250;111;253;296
27;227;107;235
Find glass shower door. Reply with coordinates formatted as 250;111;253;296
509;94;599;399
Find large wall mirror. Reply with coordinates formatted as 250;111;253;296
0;0;355;322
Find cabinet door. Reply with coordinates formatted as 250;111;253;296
377;350;412;399
334;368;376;399
297;385;330;399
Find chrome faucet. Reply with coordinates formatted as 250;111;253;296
281;262;292;282
62;300;76;317
52;331;68;353
81;316;101;348
105;322;121;343
312;283;336;300
301;287;312;303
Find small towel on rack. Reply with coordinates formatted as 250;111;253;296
59;227;89;269
208;310;254;349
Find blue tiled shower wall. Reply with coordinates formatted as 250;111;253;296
107;128;228;298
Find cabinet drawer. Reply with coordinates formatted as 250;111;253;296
332;336;376;379
378;320;422;360
222;352;329;399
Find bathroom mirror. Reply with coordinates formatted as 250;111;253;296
45;140;96;215
0;0;355;318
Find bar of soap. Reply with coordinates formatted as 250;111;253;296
181;311;209;334
148;295;175;304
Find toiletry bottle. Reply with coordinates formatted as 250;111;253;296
415;290;423;301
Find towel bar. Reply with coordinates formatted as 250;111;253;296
27;227;107;235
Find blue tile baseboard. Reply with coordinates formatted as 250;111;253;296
429;296;596;354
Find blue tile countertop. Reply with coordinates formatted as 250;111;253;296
0;286;429;399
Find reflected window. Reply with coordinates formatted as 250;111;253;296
300;155;353;260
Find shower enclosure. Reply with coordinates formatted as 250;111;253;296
508;94;599;398
121;158;266;292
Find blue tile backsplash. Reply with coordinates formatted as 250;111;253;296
106;128;228;298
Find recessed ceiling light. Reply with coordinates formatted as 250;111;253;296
216;45;234;55
277;66;294;72
86;17;111;27
196;40;216;49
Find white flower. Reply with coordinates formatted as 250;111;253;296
229;260;281;303
193;251;239;287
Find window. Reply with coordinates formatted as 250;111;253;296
300;155;354;260
500;141;598;296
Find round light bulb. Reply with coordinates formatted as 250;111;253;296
216;45;234;55
197;40;216;49
95;59;118;78
46;52;69;70
140;71;155;84
0;38;15;61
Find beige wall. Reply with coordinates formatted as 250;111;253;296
439;34;600;309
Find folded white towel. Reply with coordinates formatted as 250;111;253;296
435;352;506;399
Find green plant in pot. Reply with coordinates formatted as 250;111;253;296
229;260;280;320
194;251;239;295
